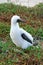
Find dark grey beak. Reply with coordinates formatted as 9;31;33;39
17;19;26;23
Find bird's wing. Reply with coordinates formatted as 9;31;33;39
20;28;33;44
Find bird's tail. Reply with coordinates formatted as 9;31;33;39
32;37;39;46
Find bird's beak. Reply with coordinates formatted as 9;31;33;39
17;19;26;23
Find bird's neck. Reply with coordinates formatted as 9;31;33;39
11;23;19;30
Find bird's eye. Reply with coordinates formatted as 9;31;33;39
17;19;21;22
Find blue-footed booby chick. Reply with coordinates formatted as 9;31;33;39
10;15;38;49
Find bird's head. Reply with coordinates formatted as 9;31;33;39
11;15;25;25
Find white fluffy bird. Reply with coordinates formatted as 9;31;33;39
10;15;38;49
